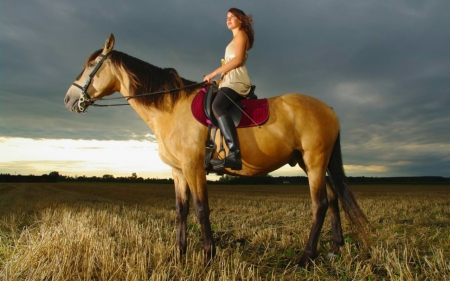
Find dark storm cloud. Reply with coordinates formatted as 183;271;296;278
1;0;449;176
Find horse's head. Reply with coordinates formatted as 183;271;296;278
64;34;117;113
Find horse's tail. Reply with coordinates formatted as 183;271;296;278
327;132;370;242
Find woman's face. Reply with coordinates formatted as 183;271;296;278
226;12;241;30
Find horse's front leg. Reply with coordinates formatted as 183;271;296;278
183;166;216;264
173;169;190;257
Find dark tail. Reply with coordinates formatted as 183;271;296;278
327;132;370;242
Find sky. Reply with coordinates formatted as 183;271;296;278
1;0;449;179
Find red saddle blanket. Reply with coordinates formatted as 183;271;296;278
191;89;269;128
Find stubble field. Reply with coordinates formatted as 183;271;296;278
0;182;449;280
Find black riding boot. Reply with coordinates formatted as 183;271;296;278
210;115;242;170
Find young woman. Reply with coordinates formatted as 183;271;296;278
203;7;254;170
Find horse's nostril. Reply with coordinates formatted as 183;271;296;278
64;96;69;104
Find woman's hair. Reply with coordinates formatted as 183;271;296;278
229;8;254;49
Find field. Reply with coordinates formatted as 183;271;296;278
0;182;449;280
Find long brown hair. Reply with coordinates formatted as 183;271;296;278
229;8;254;49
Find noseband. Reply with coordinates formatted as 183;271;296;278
72;53;109;112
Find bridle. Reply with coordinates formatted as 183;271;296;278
71;52;205;112
72;53;110;112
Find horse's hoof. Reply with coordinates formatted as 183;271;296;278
298;252;318;269
203;247;216;266
204;254;215;267
295;265;306;272
297;257;310;268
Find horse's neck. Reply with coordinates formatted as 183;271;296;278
114;67;133;94
127;99;165;134
125;90;197;140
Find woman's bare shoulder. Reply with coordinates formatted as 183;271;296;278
235;30;248;40
233;30;249;48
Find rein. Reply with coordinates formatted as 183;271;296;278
91;82;205;108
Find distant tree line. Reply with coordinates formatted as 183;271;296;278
212;174;307;185
1;172;449;185
214;175;450;185
346;176;450;184
0;173;59;183
0;172;174;184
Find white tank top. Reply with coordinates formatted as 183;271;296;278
219;41;252;96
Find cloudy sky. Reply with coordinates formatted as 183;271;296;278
1;0;449;179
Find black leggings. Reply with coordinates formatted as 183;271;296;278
212;87;241;118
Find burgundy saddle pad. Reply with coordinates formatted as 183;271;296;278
191;89;269;128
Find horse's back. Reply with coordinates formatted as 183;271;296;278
267;93;339;135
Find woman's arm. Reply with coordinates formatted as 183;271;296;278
203;31;248;82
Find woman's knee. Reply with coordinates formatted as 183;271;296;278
212;90;228;117
212;88;240;117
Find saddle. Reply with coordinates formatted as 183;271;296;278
191;85;269;172
191;85;269;128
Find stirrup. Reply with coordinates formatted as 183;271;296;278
211;159;242;170
210;152;242;170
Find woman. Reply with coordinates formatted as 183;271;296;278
203;7;254;170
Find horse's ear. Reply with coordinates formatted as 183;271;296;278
102;33;115;55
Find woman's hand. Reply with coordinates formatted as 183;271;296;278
203;72;217;83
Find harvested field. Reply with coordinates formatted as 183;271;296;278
1;182;449;280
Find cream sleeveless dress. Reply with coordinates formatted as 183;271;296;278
219;41;252;96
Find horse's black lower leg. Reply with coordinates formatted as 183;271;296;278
173;170;191;258
194;197;216;263
175;194;190;257
299;201;328;266
326;181;344;255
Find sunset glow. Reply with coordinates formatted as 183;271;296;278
1;137;392;179
0;137;170;178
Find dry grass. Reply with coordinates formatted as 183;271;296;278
0;182;449;280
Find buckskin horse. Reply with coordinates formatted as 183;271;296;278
64;34;368;267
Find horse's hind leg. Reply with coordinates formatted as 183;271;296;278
298;157;329;267
326;178;344;256
173;169;191;257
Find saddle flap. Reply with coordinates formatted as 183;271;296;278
203;85;218;124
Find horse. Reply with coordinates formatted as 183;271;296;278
64;34;369;267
